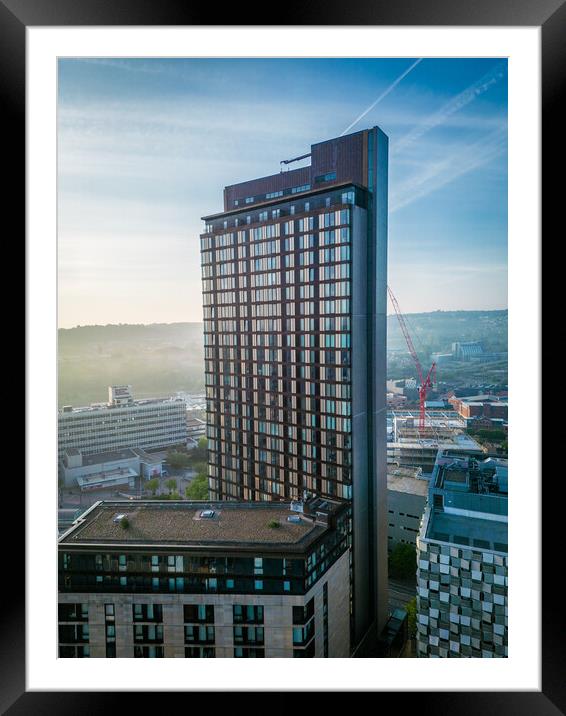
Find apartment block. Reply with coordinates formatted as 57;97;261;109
58;498;350;658
416;453;508;658
199;127;389;649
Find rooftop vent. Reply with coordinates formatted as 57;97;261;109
112;513;127;523
200;510;215;519
287;515;302;524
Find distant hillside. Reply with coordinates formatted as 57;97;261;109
387;310;507;355
58;311;507;406
58;323;205;407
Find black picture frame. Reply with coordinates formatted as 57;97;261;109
10;0;555;711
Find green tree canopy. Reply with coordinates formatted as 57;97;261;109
165;478;178;494
405;596;417;639
388;543;417;580
185;473;209;500
166;452;191;469
145;478;159;495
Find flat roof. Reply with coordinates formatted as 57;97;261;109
58;500;340;552
387;471;429;498
130;447;162;463
427;511;508;553
59;398;185;415
76;469;137;486
82;449;136;466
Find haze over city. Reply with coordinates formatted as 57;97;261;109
58;57;508;328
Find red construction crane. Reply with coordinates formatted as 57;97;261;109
387;286;437;432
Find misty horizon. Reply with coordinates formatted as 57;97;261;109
58;306;508;331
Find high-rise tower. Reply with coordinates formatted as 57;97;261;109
200;127;389;650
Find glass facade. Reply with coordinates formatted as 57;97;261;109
201;186;367;503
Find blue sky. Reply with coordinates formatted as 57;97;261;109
57;58;507;327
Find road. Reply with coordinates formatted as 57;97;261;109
388;578;417;611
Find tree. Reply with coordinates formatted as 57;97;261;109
166;478;178;495
405;596;417;639
146;478;159;496
187;437;208;465
185;473;209;500
166;451;190;469
388;543;417;580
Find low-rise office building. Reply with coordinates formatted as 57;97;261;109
61;447;163;490
448;394;508;422
387;466;428;550
416;453;508;658
58;497;351;658
391;410;466;443
387;433;484;474
58;386;188;460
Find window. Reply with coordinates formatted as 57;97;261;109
58;603;88;621
184;604;214;623
134;645;164;658
233;605;264;624
185;625;215;645
314;171;336;183
133;604;163;622
186;646;215;658
293;597;314;625
234;647;264;658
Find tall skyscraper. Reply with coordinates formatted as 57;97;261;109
200;127;388;651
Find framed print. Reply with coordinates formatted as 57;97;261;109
8;0;556;710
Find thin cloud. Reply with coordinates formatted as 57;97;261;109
390;126;507;212
393;60;506;154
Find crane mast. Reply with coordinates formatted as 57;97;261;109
387;286;437;432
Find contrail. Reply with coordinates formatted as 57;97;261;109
389;126;507;213
393;60;506;153
340;58;423;136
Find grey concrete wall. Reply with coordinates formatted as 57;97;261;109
387;489;427;549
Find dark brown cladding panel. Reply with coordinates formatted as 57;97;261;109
223;166;310;211
222;129;369;212
310;131;367;188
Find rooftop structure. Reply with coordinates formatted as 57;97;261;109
387;465;428;498
59;498;343;551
